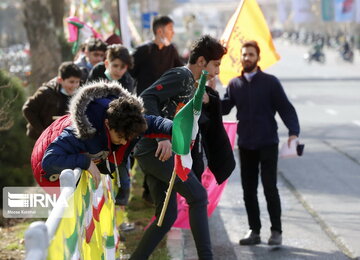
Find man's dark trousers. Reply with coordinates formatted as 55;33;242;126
239;144;282;234
131;150;213;260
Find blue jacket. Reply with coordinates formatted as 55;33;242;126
221;69;300;149
42;81;172;175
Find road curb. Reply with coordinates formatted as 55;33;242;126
279;170;356;260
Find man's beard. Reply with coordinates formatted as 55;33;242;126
242;62;257;72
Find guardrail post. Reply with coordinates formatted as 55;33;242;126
24;221;48;260
60;168;76;190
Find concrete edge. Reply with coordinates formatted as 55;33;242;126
278;170;357;260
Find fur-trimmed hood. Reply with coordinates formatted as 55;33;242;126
68;80;141;139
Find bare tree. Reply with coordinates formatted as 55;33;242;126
23;0;63;93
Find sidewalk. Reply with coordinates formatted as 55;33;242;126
166;149;353;260
167;228;184;260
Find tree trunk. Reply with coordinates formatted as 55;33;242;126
50;0;64;34
23;0;62;93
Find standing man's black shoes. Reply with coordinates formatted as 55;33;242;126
268;230;282;246
239;230;261;245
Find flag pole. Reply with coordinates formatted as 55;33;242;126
157;170;177;227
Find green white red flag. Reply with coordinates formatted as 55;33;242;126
172;70;208;181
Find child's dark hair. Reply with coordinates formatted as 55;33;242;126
106;44;134;69
189;35;227;64
86;38;108;52
58;61;82;79
242;40;260;56
106;96;147;141
152;15;173;35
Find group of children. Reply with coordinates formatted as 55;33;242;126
23;38;134;139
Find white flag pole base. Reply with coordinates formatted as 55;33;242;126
157;170;177;227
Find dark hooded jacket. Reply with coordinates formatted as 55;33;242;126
22;78;70;140
41;81;172;179
135;67;235;184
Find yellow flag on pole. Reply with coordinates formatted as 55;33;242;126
219;0;280;86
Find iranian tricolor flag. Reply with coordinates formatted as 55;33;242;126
172;70;208;181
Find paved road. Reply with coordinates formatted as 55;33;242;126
168;40;360;260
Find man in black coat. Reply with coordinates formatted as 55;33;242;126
222;40;300;246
